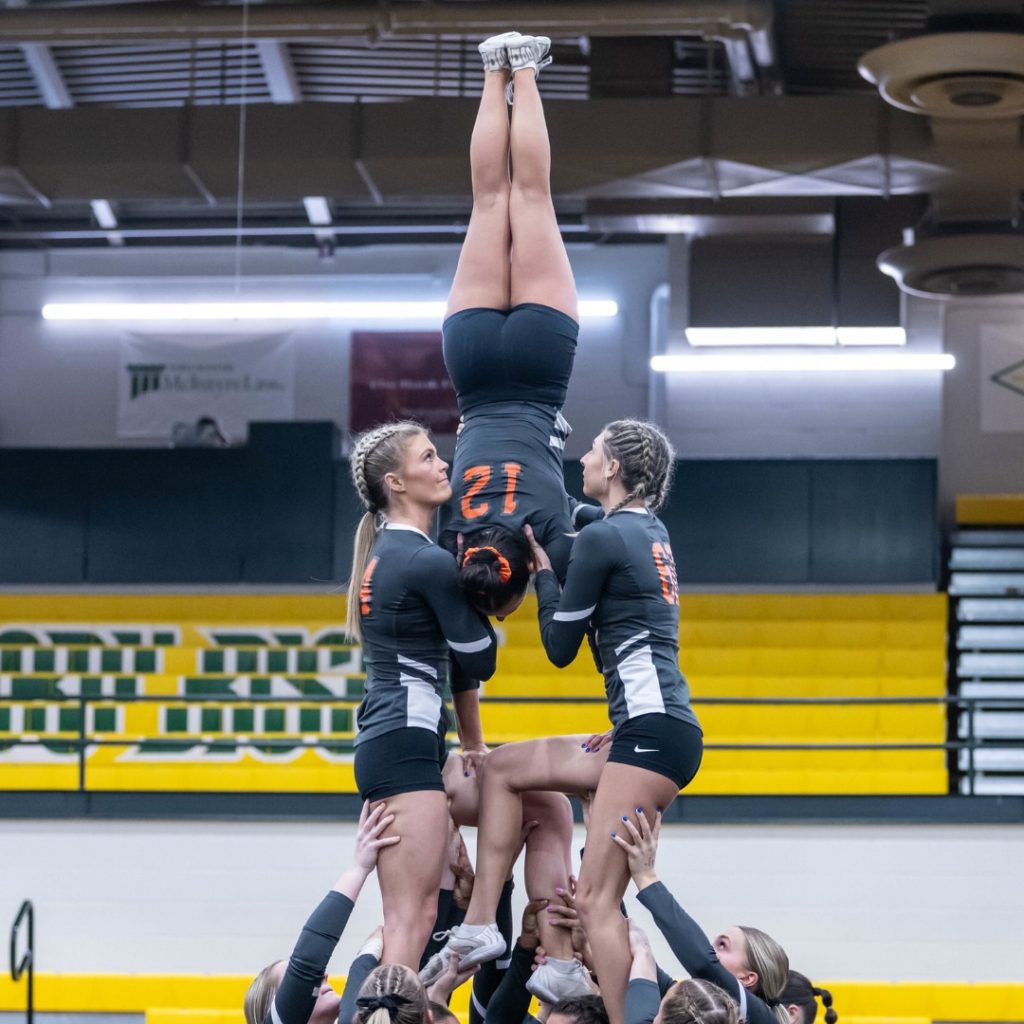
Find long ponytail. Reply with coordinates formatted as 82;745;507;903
346;421;425;641
738;925;790;1024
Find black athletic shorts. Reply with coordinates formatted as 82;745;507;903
354;724;448;802
608;713;704;790
442;303;579;412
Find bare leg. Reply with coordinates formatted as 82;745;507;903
574;764;682;1024
508;69;577;319
462;736;607;926
447;71;513;317
373;789;450;967
446;753;583;960
522;790;576;960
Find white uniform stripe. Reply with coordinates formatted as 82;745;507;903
448;635;493;654
549;434;566;450
271;1000;286;1024
619;644;665;718
615;629;650;657
397;653;438;679
553;604;596;622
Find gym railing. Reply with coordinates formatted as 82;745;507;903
0;693;1021;797
9;899;34;1024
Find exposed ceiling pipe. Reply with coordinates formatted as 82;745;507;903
0;1;775;69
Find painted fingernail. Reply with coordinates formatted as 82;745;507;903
584;746;590;752
656;806;663;813
611;831;617;837
636;807;644;813
622;815;628;822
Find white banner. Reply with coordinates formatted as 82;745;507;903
980;325;1024;434
117;332;295;441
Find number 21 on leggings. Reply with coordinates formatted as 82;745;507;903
460;462;522;519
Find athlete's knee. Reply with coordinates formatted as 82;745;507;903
511;180;553;205
523;790;573;840
573;875;618;924
472;186;511;210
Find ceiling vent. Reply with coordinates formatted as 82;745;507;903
878;231;1024;298
858;32;1024;119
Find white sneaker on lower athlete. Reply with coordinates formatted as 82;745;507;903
448;921;507;968
478;31;522;72
525;957;593;1004
418;946;449;986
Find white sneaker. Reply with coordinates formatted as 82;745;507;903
418;946;449;986
478;31;522;73
505;35;552;103
525;957;593;1004
447;921;507;969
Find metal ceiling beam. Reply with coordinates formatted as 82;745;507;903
256;40;302;104
22;44;72;108
0;1;774;54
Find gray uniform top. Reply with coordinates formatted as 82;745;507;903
534;508;700;730
355;523;497;743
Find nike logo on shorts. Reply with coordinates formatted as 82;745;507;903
633;744;658;754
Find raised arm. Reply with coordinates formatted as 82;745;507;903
413;545;498;681
526;522;616;668
613;813;772;1024
268;804;399;1024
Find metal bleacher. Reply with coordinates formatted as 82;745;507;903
950;526;1024;795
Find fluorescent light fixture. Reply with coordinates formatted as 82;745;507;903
685;326;907;347
834;327;907;346
303;196;332;226
42;299;619;321
90;199;118;230
650;352;954;373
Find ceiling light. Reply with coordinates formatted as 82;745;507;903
685;327;907;347
650;352;954;373
90;199;118;230
42;299;618;322
302;197;332;226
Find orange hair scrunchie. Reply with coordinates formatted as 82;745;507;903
463;545;513;584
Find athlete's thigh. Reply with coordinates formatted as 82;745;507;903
444;751;481;827
486;734;608;795
579;761;681;895
373;788;450;898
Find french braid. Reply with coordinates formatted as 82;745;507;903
661;979;739;1024
601;418;675;517
345;421;425;640
356;964;426;1024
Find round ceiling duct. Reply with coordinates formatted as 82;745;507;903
859;32;1024;119
877;234;1024;298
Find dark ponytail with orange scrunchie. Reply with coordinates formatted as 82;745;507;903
459;526;532;615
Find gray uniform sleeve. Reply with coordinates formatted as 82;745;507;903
626;979;661;1024
338;953;379;1024
636;882;775;1024
268;891;354;1024
410;545;497;682
535;521;618;668
483;942;536;1024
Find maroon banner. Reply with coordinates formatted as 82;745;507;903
350;331;460;435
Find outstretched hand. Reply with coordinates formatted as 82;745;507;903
610;808;661;890
353;800;401;872
425;952;479;1004
523;525;553;574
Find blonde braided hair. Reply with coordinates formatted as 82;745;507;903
661;979;739;1024
355;964;428;1024
345;421;425;641
601;419;675;518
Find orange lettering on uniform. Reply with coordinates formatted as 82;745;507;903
502;462;522;515
652;542;679;605
461;465;491;519
359;556;379;617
